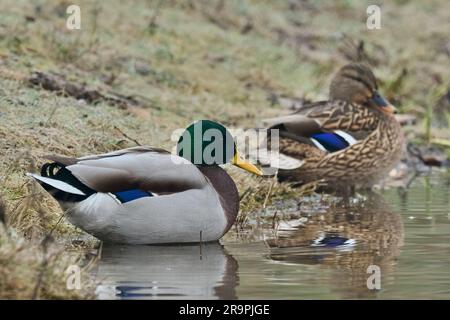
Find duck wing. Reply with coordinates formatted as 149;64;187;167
263;100;378;153
44;146;206;194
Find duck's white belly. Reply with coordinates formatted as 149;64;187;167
64;186;228;244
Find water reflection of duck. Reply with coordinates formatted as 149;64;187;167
266;193;404;298
95;242;239;300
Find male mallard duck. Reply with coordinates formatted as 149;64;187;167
28;120;262;244
263;63;404;190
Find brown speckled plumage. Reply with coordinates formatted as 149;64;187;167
266;63;404;189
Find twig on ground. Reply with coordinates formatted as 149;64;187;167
0;195;6;226
148;0;164;31
262;175;276;209
113;126;142;146
239;187;252;201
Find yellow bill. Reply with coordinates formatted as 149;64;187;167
232;151;263;176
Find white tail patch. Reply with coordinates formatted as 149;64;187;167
27;173;86;195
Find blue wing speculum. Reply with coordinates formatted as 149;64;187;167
113;190;153;203
310;130;357;152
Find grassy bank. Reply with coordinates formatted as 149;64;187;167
0;0;449;298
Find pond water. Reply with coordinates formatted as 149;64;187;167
94;171;450;299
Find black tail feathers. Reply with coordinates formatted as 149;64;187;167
39;163;95;202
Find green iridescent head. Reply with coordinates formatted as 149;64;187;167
177;120;262;175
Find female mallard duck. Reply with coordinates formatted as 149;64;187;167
28;120;262;244
263;63;404;190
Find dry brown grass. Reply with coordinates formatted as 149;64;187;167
0;192;96;299
0;226;96;299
